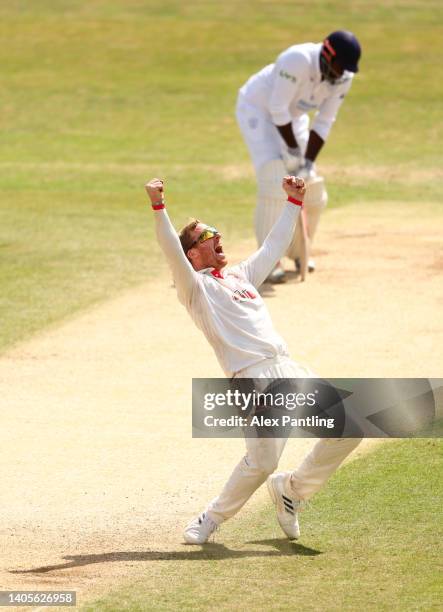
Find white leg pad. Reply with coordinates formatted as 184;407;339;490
255;159;287;246
287;176;327;259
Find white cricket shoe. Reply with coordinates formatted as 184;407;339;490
183;512;218;544
308;257;316;273
267;263;286;284
295;257;316;274
267;472;301;540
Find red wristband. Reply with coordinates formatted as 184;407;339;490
151;202;165;210
288;196;303;207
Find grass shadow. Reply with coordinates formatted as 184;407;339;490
10;540;322;574
247;538;322;556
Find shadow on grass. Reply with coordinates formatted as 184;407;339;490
247;538;321;556
10;540;321;574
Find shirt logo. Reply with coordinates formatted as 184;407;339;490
279;70;297;83
232;288;257;301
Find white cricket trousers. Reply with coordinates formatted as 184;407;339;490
235;93;310;172
236;93;311;249
207;356;362;524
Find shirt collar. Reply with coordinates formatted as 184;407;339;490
199;267;225;279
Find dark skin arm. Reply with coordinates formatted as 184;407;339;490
276;123;325;162
275;123;298;149
305;130;324;162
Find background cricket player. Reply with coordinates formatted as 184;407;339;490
236;30;362;282
145;176;361;545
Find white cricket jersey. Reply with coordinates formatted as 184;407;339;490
239;42;353;140
154;203;301;377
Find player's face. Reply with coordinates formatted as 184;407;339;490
321;57;345;84
330;58;345;80
188;222;227;270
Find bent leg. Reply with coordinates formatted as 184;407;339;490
207;435;288;523
289;438;362;501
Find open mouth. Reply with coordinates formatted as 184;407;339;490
215;245;224;254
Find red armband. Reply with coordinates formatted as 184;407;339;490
288;196;303;207
151;202;165;210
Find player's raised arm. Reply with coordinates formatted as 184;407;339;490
238;177;306;288
145;178;197;303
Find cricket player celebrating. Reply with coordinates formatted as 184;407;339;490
145;176;361;544
236;30;362;282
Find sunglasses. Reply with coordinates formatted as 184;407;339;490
190;226;220;248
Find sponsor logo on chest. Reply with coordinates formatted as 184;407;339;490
279;69;297;83
232;288;257;302
210;270;257;302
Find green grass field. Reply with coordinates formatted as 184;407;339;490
83;439;443;611
1;2;442;608
1;0;443;351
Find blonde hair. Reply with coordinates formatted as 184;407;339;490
179;218;200;258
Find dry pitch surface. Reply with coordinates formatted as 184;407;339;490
0;200;441;606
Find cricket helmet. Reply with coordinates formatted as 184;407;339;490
320;30;361;82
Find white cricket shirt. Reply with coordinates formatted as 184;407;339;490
154;203;300;377
239;42;353;140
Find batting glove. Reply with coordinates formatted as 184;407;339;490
282;145;303;173
297;159;317;181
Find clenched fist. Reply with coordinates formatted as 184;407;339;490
282;176;306;200
145;178;165;206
